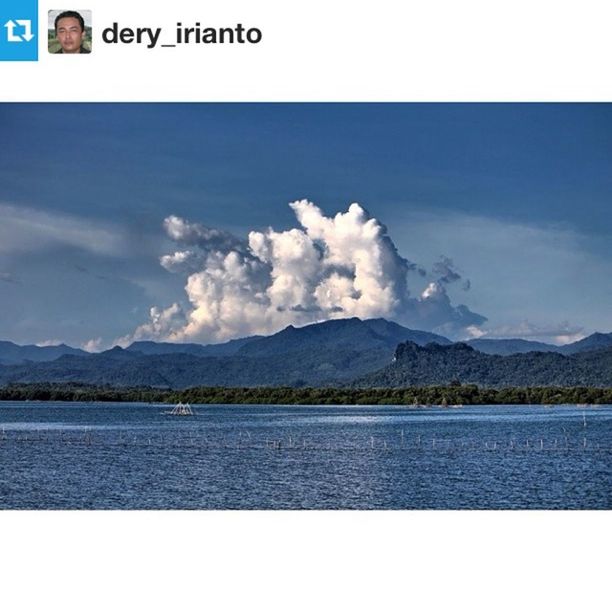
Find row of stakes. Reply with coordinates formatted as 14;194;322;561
0;428;606;452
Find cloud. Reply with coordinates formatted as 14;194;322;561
465;320;586;345
0;203;125;256
396;280;486;336
397;255;484;335
35;339;63;347
116;303;187;347
82;337;104;353
388;208;612;335
124;200;487;344
164;215;246;254
432;256;462;285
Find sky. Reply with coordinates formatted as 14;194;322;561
0;103;611;349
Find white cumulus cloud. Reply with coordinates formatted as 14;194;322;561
124;200;486;344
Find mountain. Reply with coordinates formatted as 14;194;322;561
466;338;559;355
1;321;610;389
0;349;366;388
0;318;450;388
126;336;261;357
125;318;450;359
562;332;612;354
237;317;451;357
466;332;612;356
0;341;87;365
356;341;612;388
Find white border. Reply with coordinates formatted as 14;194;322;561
1;511;609;611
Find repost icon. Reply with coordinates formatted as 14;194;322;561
1;0;38;61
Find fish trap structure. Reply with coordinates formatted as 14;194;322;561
165;402;195;416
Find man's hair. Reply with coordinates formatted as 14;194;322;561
54;10;85;32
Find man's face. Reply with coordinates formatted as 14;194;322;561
56;17;85;53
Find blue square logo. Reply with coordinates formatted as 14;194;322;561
0;0;38;61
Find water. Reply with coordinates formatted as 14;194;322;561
0;402;610;509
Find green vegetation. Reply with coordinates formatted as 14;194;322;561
3;337;610;389
1;383;611;405
358;342;612;388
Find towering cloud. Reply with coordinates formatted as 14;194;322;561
125;200;486;344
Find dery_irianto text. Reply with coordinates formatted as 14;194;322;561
101;22;263;49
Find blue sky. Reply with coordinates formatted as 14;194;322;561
1;103;610;348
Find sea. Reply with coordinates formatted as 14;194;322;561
0;402;610;510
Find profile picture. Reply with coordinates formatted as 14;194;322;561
48;10;92;54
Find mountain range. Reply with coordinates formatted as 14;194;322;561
0;318;610;388
0;341;87;365
0;318;449;387
466;332;612;356
357;341;612;388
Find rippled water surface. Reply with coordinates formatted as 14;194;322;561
1;402;610;509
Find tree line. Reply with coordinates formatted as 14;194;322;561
1;383;611;405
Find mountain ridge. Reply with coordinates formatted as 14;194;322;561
3;322;611;362
356;341;612;388
1;320;611;389
466;333;612;356
0;318;451;388
0;341;87;365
